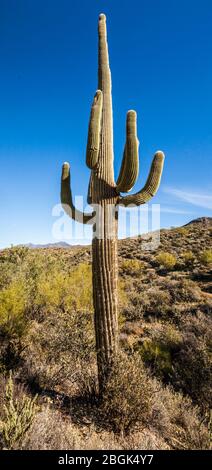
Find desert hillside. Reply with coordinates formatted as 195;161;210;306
0;218;211;450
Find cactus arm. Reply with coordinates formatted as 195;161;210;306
119;151;165;206
116;110;139;193
61;162;94;224
86;90;103;169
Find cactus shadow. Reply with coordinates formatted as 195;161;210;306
25;380;104;430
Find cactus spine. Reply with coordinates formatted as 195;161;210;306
61;14;165;392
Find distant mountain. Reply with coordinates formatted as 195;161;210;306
184;217;212;226
26;242;72;249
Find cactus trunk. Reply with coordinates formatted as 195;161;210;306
91;14;119;389
92;233;118;388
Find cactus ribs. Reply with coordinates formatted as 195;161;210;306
61;14;165;392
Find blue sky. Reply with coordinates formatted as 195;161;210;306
0;0;211;248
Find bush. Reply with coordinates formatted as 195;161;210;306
163;278;202;304
121;259;144;276
172;332;212;410
0;372;38;449
155;252;177;270
182;251;195;267
144;289;171;318
0;263;16;290
21;309;95;392
150;380;209;449
100;352;153;434
124;287;171;321
23;406;169;449
31;262;93;315
139;339;172;378
199;250;212;267
137;325;182;380
0;281;28;339
174;227;189;237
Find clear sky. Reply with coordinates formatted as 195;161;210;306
0;0;211;248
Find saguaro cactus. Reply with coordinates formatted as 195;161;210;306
61;14;165;391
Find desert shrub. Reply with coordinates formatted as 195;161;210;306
172;332;212;410
22;392;209;450
0;254;96;389
21;309;95;392
22;406;122;450
150;380;209;449
0;279;29;372
0;262;16;290
144;289;171;318
155;252;176;270
137;324;182;380
0;247;30;290
0;337;26;373
124;287;171;321
199;249;212;266
22;407;83;450
66;263;93;311
100;352;153;434
174;227;189;237
0;246;30;265
1;374;208;451
182;251;195;267
0;372;38;449
139;339;172;378
22;405;172;450
0;280;28;339
120;259;144;276
158;324;183;349
163;278;202;303
30;262;93;317
122;289;149;321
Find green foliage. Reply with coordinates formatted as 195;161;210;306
182;251;195;267
139;339;173;377
1;246;30;265
200;249;212;266
155;252;177;270
0;372;38;449
160;324;183;349
175;227;189;237
0;281;28;339
137;325;183;380
0;263;15;290
0;247;29;290
121;259;144;275
32;263;93;313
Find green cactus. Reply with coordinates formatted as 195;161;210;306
61;13;165;391
0;371;38;449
